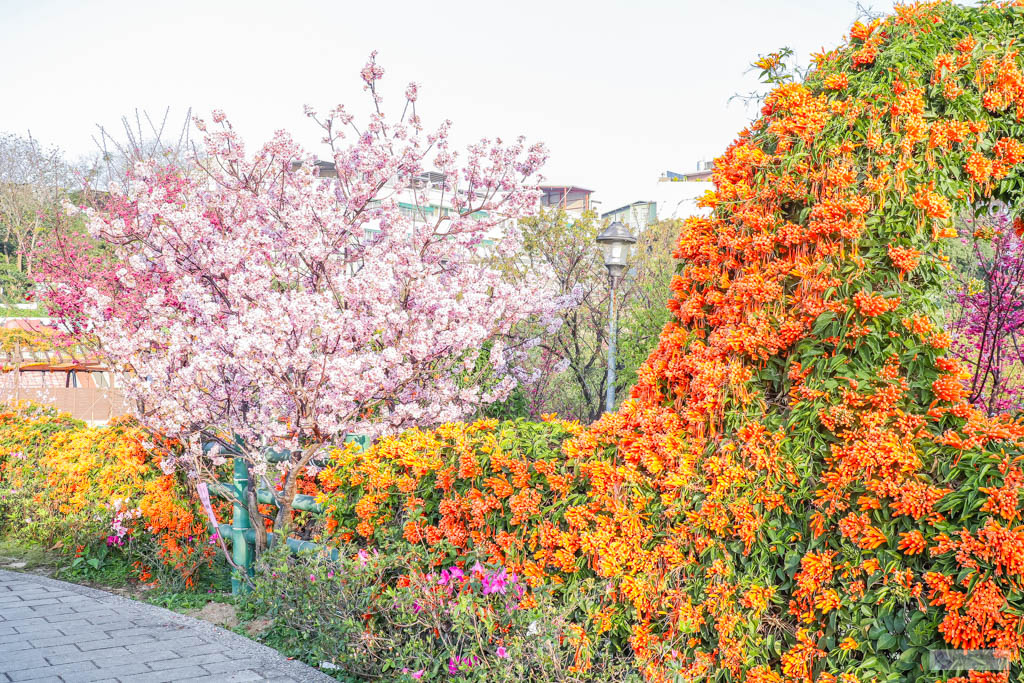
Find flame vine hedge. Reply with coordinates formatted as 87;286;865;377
323;3;1024;681
0;404;216;588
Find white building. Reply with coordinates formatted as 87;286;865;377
601;200;657;233
650;163;714;221
599;163;714;231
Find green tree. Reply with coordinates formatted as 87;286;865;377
504;209;679;422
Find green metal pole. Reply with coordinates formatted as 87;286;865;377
231;456;254;594
604;277;618;413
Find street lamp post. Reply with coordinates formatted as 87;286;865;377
596;220;637;414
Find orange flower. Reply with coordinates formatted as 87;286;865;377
898;529;927;555
850;19;879;41
911;184;952;219
824;73;849;91
888;244;922;274
853;290;899;317
933;373;966;403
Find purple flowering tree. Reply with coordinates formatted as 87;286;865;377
948;211;1024;415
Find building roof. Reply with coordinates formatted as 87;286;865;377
0;321;108;373
539;185;593;193
601;200;654;219
662;168;713;182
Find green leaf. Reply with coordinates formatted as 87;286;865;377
877;631;898;650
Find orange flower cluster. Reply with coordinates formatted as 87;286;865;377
911;183;952;219
853;290;901;317
824;73;849;91
887;244;922;275
0;405;215;586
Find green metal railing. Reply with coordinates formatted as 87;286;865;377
203;436;367;593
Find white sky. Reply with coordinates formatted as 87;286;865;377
1;0;898;211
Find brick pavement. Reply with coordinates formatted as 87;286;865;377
0;570;334;682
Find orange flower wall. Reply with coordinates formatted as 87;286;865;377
0;404;216;587
324;3;1024;681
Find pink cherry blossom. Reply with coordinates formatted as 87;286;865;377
60;54;565;539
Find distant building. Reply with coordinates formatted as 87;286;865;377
0;319;126;424
662;160;714;183
651;164;715;221
538;185;595;214
601;201;657;232
601;164;714;228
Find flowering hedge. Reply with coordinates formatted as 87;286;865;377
0;404;215;587
246;541;639;681
324;3;1024;681
319;418;584;570
316;417;640;679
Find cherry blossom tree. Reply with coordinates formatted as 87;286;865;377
35;107;197;347
67;54;561;535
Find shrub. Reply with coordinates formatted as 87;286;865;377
317;417;659;667
0;403;217;588
322;5;1024;680
244;541;640;681
319;418;585;577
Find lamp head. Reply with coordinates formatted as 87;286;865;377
596;220;637;285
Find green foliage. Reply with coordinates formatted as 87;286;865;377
615;218;680;393
242;541;640;682
0;263;32;303
507;209;678;421
145;587;233;612
59;542;135;586
479;386;531;420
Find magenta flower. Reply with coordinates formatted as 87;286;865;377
482;568;508;595
496;646;508;659
439;566;465;586
448;655;476;674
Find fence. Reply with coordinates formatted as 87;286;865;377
204;435;368;594
2;384;127;423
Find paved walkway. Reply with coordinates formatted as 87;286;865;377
0;570;334;683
